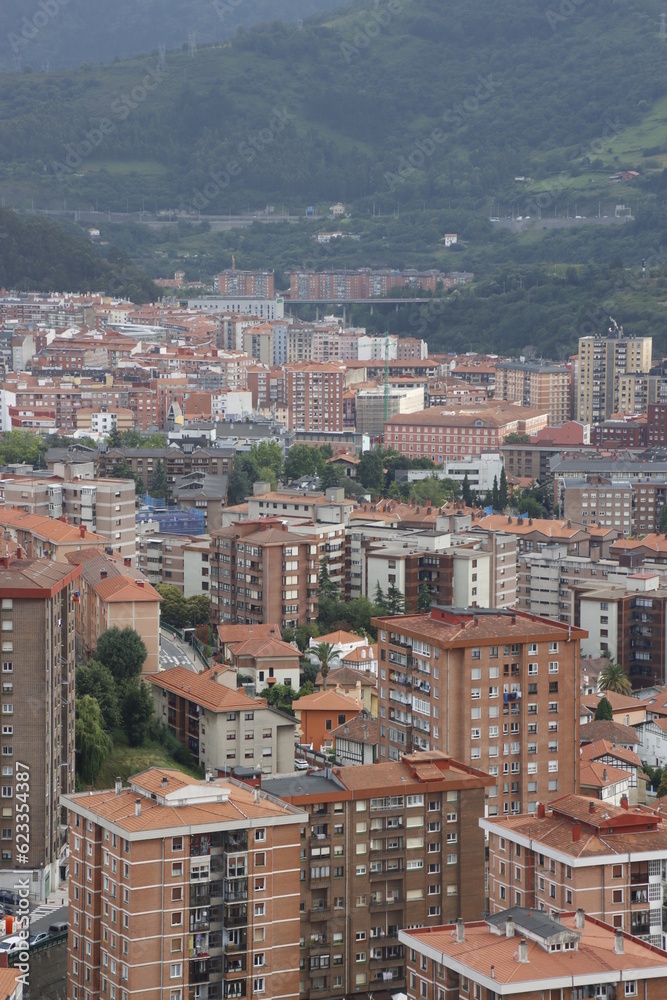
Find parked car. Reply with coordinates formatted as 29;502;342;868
28;931;49;949
48;922;68;937
294;758;309;771
0;936;26;955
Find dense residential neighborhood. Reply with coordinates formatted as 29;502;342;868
5;286;667;999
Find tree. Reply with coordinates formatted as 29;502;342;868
187;594;211;627
318;557;340;600
75;660;120;731
75;695;113;785
594;696;614;721
462;473;472;507
517;495;547;519
95;627;147;686
156;584;189;629
504;433;530;444
294;623;321;652
386;583;405;616
358;451;385;493
492;475;500;510
110;461;145;497
599;661;632;696
227;461;253;505
417;583;432;614
312;642;337;683
373;582;388;614
284;443;326;481
657;769;667;800
261;682;294;711
499;467;508;510
659;504;667;534
147;459;169;501
121;682;155;746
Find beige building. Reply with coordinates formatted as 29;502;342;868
63;767;306;1000
577;331;652;423
0;507;109;561
495;360;571;426
149;665;296;773
67;550;162;674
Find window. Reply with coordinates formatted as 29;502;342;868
253;978;265;994
625;984;637;997
172;863;182;877
172;837;183;851
171;913;182;927
255;828;266;842
170;963;182;979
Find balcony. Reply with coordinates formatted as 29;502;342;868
190;957;211;984
224;878;248;903
190;909;211;933
224;933;248;953
224;905;247;928
630;889;648;905
224;954;247;975
191;883;211;906
370;896;402;912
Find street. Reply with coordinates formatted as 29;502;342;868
159;631;201;673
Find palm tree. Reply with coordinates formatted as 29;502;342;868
313;642;337;685
598;661;632;696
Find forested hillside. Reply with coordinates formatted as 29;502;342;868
0;0;341;72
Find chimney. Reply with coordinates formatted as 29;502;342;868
114;776;122;795
455;918;465;943
135;798;141;817
588;800;595;813
137;580;145;587
161;776;169;787
572;823;581;843
505;917;515;938
101;570;107;579
254;788;260;804
620;795;629;810
80;524;86;538
124;557;132;567
537;803;546;819
575;908;585;930
614;930;624;955
517;939;529;964
603;768;608;782
490;965;495;980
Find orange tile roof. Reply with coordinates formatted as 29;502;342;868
93;575;161;603
579;759;632;789
401;912;667;986
229;637;300;660
476;514;586;537
315;630;367;646
372;610;584;646
0;508;109;545
64;766;305;833
581;691;643;713
295;689;362;712
580;739;642;768
341;644;377;664
217;623;282;644
148;665;267;713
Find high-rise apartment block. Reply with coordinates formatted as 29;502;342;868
375;607;585;816
483;794;667;948
0;553;81;899
577;331;652;423
263;750;491;999
285;362;345;434
495;360;571;426
215;270;275;297
210;519;317;629
63;767;307;1000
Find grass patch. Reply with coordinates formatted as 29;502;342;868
81;160;168;176
94;730;203;790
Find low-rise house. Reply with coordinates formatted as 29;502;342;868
294;688;362;754
580;739;646;803
579;760;631;805
216;621;282;661
315;665;376;716
580;719;641;749
581;691;647;728
331;712;379;765
228;635;301;690
149;664;295;773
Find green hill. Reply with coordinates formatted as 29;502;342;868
0;0;665;216
0;209;158;301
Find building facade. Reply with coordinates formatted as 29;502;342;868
375;607;585;816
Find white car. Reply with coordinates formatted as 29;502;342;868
0;936;26;954
294;759;309;771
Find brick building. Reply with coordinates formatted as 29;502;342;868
63;767;307;1000
383;404;548;461
0;553;81;900
483;794;667;948
374;607;586;816
285;362;345;434
210;519;317;629
400;907;667;1000
263;750;491;999
215;270;275;297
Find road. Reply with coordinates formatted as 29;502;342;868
160;631;200;673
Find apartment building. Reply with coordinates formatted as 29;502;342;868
210;519;317;629
0;553;81;900
215;270;275;297
383;404;548;461
591;416;648;448
66;550;162;675
374;607;585;816
263;750;491;999
577;331;652;423
573;573;667;688
63;767;307;1000
149;665;296;773
400;907;667;1000
562;476;667;537
495;360;571;426
285;362;345;434
98;447;235;491
517;544;624;623
0;508;109;562
483;794;667;948
4;474;136;559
